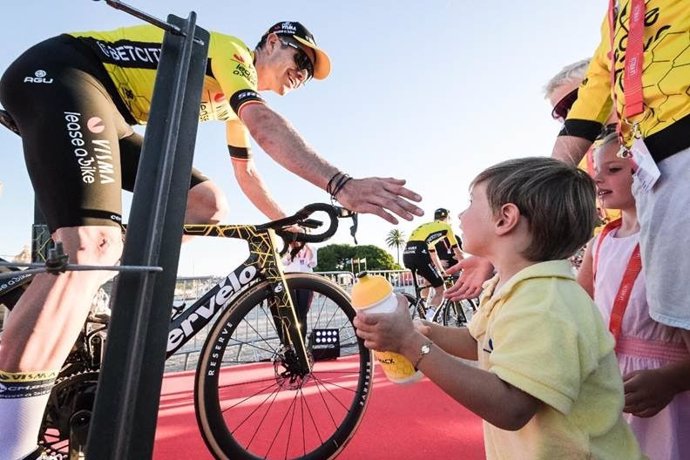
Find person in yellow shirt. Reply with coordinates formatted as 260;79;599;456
355;157;643;459
551;1;690;334
544;58;621;234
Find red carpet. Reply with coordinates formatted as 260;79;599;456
153;362;485;459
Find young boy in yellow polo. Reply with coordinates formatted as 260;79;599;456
355;157;644;459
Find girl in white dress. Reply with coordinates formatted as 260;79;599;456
578;133;690;460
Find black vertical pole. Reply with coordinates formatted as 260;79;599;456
30;202;50;263
86;13;209;459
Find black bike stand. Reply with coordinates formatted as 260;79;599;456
84;1;209;459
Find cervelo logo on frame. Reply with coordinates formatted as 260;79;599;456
167;266;258;352
24;69;53;84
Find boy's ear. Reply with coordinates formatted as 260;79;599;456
494;203;521;235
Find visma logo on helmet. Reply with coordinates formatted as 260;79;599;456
167;266;258;352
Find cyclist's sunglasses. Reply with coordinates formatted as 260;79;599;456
279;39;314;81
551;87;579;122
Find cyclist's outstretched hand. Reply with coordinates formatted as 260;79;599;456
445;256;494;300
337;177;423;224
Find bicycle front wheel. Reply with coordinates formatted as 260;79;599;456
195;273;373;460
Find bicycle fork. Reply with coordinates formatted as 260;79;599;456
252;229;312;376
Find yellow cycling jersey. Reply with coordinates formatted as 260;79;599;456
68;25;262;158
564;1;690;154
408;221;459;250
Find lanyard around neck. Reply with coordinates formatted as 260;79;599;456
592;218;642;341
608;0;646;123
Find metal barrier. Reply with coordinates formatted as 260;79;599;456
314;269;415;291
314;270;355;288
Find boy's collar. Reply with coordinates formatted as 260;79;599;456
482;260;575;302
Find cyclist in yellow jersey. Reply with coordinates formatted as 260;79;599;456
0;21;423;460
403;208;463;314
551;1;690;335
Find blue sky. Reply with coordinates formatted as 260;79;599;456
0;0;605;275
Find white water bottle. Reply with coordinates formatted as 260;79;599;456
352;272;422;384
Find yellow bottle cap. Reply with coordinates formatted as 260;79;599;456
351;271;393;310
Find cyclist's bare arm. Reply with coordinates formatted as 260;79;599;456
240;103;423;224
552;135;592;166
230;156;287;220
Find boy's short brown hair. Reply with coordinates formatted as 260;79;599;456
472;157;597;261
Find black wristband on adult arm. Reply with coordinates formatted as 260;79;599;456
326;171;344;195
331;175;352;200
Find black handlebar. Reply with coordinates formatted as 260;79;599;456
259;203;356;248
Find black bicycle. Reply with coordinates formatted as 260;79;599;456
0;203;373;460
404;272;478;327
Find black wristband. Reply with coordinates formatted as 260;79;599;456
331;175;352;200
326;171;344;195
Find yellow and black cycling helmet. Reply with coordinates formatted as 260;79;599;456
434;208;449;220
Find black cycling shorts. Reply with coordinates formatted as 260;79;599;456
0;35;208;232
402;242;443;288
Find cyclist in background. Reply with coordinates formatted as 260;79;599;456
435;231;463;272
403;208;463;318
0;21;422;460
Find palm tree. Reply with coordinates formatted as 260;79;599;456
385;229;406;265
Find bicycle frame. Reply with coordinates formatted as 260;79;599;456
167;223;310;373
2;203;349;378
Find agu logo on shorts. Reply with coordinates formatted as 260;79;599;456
23;69;53;84
87;117;105;134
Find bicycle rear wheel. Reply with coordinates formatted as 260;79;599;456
195;273;373;460
441;298;477;327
